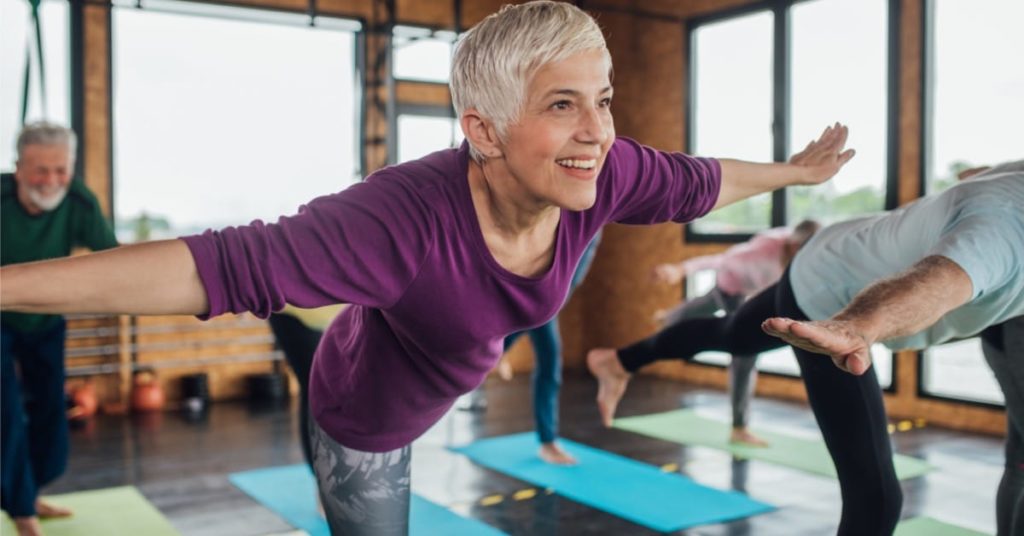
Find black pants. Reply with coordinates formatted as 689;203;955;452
268;313;321;469
620;271;902;535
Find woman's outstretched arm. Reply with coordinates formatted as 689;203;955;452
1;239;208;316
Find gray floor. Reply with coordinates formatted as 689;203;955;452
48;373;1001;535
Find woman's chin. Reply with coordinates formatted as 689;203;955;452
559;192;597;212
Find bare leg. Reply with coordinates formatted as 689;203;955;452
587;348;631;427
727;356;768;447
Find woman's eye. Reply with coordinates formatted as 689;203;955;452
551;101;572;111
599;97;613;108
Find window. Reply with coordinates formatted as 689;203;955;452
689;10;773;235
687;0;892;240
112;0;361;242
924;0;1023;194
786;0;888;224
918;0;1021;406
396;111;463;164
921;339;1003;406
1;0;70;171
687;268;892;388
392;25;456;83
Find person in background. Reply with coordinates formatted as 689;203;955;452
645;220;820;445
1;122;119;536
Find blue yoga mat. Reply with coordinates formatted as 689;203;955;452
450;433;774;532
229;465;506;536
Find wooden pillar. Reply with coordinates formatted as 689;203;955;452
82;2;112;216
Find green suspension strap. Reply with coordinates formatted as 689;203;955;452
20;0;48;124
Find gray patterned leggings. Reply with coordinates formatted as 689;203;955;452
310;417;412;535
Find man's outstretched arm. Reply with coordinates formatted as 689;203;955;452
762;255;973;375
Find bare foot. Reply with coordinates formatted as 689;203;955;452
729;427;769;447
14;516;43;536
497;357;514;381
538;442;577;465
35;499;72;518
586;348;631;427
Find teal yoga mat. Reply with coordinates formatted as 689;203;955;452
450;432;774;532
229;464;506;536
614;409;933;479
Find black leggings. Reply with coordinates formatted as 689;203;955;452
620;272;902;535
619;283;783;371
268;313;321;469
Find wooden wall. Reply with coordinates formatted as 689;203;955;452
71;0;1004;435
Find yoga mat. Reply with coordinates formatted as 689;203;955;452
229;464;506;536
895;517;990;536
0;486;178;536
450;432;773;532
614;409;933;480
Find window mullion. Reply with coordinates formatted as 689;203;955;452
771;1;790;227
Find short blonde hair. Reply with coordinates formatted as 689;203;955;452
450;1;609;162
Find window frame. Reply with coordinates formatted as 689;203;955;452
386;24;458;164
684;0;900;244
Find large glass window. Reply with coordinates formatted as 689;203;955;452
689;11;773;235
787;0;888;225
919;0;1021;406
1;0;70;171
112;0;360;242
925;0;1023;193
688;0;891;238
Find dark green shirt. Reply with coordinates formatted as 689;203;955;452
1;173;119;333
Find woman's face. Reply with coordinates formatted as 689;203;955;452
497;48;615;212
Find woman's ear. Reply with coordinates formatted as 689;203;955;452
460;109;504;159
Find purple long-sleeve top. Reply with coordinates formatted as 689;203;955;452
182;138;720;452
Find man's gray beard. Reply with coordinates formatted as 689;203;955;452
28;186;69;211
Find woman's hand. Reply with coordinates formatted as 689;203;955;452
651;263;685;285
788;122;856;186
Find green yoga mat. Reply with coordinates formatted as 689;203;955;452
0;486;178;536
895;517;990;536
614;409;932;480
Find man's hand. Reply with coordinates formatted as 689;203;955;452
788;122;856;186
651;263;685;285
762;317;874;375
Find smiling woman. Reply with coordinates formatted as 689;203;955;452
0;2;853;534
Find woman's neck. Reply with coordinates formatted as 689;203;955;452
467;158;561;277
468;158;559;238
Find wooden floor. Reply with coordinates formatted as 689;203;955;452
48;373;1001;535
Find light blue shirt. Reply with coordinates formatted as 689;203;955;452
790;163;1024;350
